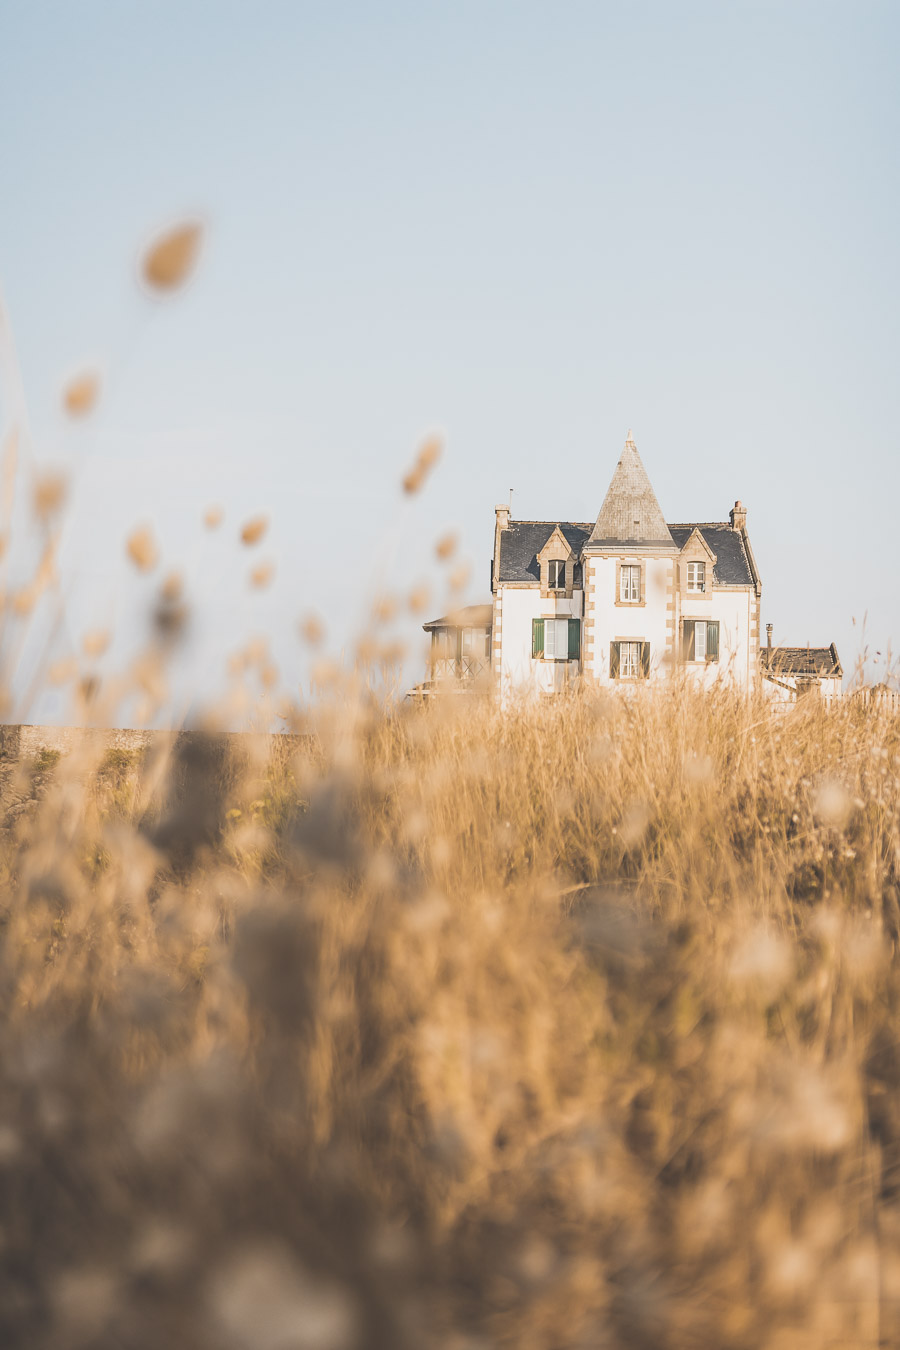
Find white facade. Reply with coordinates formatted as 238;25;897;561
490;433;762;699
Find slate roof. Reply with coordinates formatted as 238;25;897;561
588;434;675;547
761;645;842;678
423;603;493;632
667;524;755;587
497;522;592;583
497;520;755;587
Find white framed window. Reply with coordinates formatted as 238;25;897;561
620;564;641;603
544;617;569;659
687;561;706;593
532;618;581;662
461;627;490;660
620;641;641;677
682;620;719;662
611;640;649;679
548;559;566;591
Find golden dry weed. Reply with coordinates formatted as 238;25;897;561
62;369;101;417
1;683;899;1348
141;221;204;291
434;530;457;560
402;434;443;494
126;524;159;572
249;560;274;589
240;514;269;546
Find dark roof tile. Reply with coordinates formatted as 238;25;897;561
497;520;755;587
761;645;842;677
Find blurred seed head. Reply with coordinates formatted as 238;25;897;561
241;515;269;546
402;433;443;495
250;560;274;589
684;753;715;786
48;658;78;686
141;220;204;292
82;629;110;658
32;470;68;520
160;570;183;603
408;583;430;615
204;504;224;529
435;531;458;561
62;369;101;417
618;801;651;848
812;780;852;828
208;1245;358;1350
728;927;793;1001
448;561;471;593
299;613;324;646
126;524;159;573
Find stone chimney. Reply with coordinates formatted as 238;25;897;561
766;624;773;651
493;504;511;593
729;500;747;532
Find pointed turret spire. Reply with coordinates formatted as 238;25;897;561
588;432;674;547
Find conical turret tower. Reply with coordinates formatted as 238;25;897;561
587;431;675;548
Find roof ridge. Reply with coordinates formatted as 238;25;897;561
668;521;732;529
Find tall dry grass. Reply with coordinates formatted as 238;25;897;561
1;683;899;1348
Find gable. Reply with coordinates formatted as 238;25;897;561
497;522;591;584
668;524;754;587
537;525;575;562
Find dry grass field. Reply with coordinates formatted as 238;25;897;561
1;681;899;1348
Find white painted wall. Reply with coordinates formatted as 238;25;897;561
494;586;583;701
763;673;843;704
585;555;671;685
679;587;753;691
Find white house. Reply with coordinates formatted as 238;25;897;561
486;432;763;698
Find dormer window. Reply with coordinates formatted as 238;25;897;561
548;559;566;591
687;562;706;593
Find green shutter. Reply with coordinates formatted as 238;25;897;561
682;620;695;662
532;618;544;658
706;622;719;662
610;643;620;679
568;618;581;660
641;642;650;678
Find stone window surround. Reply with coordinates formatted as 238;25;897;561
611;637;650;680
681;618;720;664
614;557;647;608
537;527;577;600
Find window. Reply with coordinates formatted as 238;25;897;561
687;562;706;593
461;627;490;661
532;617;581;661
548;559;566;591
682;620;719;662
610;641;650;680
620;564;641;603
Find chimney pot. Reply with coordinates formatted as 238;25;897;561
729;499;747;531
766;623;773;650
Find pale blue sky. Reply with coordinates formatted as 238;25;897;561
1;1;898;718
